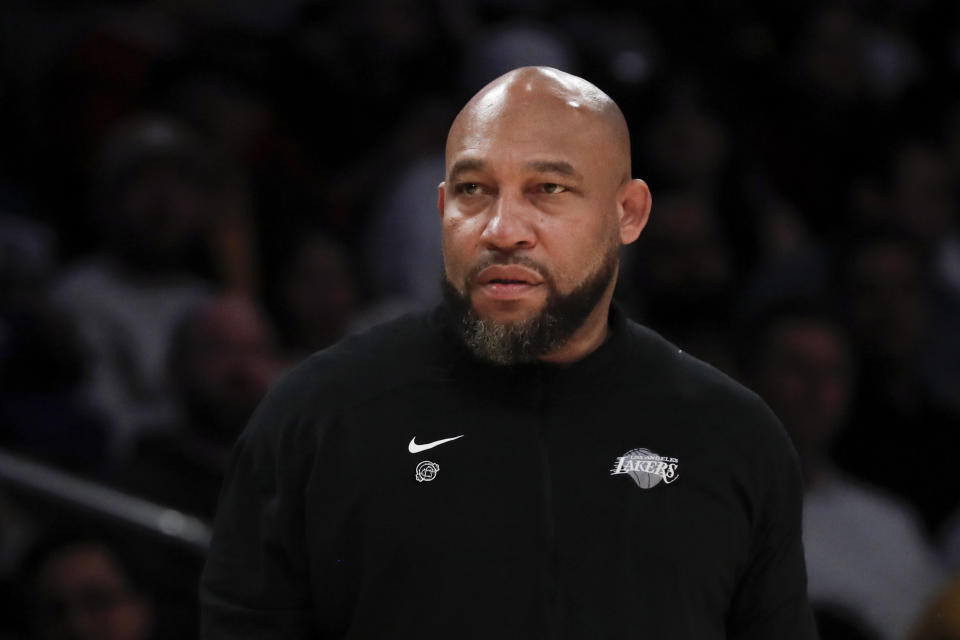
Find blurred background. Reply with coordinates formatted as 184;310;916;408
0;0;959;638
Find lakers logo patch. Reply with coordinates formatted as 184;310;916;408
611;448;680;488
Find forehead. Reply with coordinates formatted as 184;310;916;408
446;89;618;177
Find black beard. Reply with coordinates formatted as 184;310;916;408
442;249;619;365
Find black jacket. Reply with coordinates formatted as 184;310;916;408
200;306;817;639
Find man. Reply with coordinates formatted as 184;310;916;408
52;116;216;457
201;67;816;639
112;294;281;520
21;530;155;640
744;303;943;639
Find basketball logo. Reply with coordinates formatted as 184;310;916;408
610;447;680;489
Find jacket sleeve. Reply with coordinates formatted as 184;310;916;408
199;366;324;639
726;402;819;640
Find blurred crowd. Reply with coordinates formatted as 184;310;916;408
1;1;960;638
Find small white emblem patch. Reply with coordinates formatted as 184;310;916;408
415;460;440;482
611;447;680;488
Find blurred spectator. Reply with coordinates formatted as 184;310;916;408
268;232;360;363
639;80;729;198
839;229;932;370
364;154;445;312
737;244;830;329
796;6;871;106
832;227;960;532
883;139;960;416
50;116;224;458
744;303;945;640
856;137;960;305
625;190;737;356
0;214;110;471
618;189;742;377
18;529;155;640
754;5;885;235
14;3;188;259
888;140;956;248
111;294;280;520
164;64;324;283
167;69;274;167
285;0;456;236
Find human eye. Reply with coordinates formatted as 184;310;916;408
454;182;485;196
539;183;568;194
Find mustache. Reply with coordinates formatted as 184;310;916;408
464;254;554;288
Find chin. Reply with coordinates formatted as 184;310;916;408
470;296;545;326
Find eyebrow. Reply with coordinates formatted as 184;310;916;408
448;158;582;181
525;160;581;179
448;158;486;182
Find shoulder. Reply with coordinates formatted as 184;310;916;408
301;309;442;403
621;319;799;481
623;320;779;428
239;311;441;446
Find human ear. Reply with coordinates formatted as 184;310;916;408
437;182;446;219
618;179;651;245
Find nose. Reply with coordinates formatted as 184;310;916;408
479;192;537;252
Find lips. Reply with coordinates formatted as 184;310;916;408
472;264;544;301
475;264;544;286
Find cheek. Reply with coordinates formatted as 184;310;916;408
550;225;616;287
441;216;479;279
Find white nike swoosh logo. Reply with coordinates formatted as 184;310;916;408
408;435;464;454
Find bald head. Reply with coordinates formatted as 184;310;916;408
438;66;651;364
446;66;632;185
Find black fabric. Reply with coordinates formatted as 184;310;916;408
200;305;817;639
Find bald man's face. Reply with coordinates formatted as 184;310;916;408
439;77;644;357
